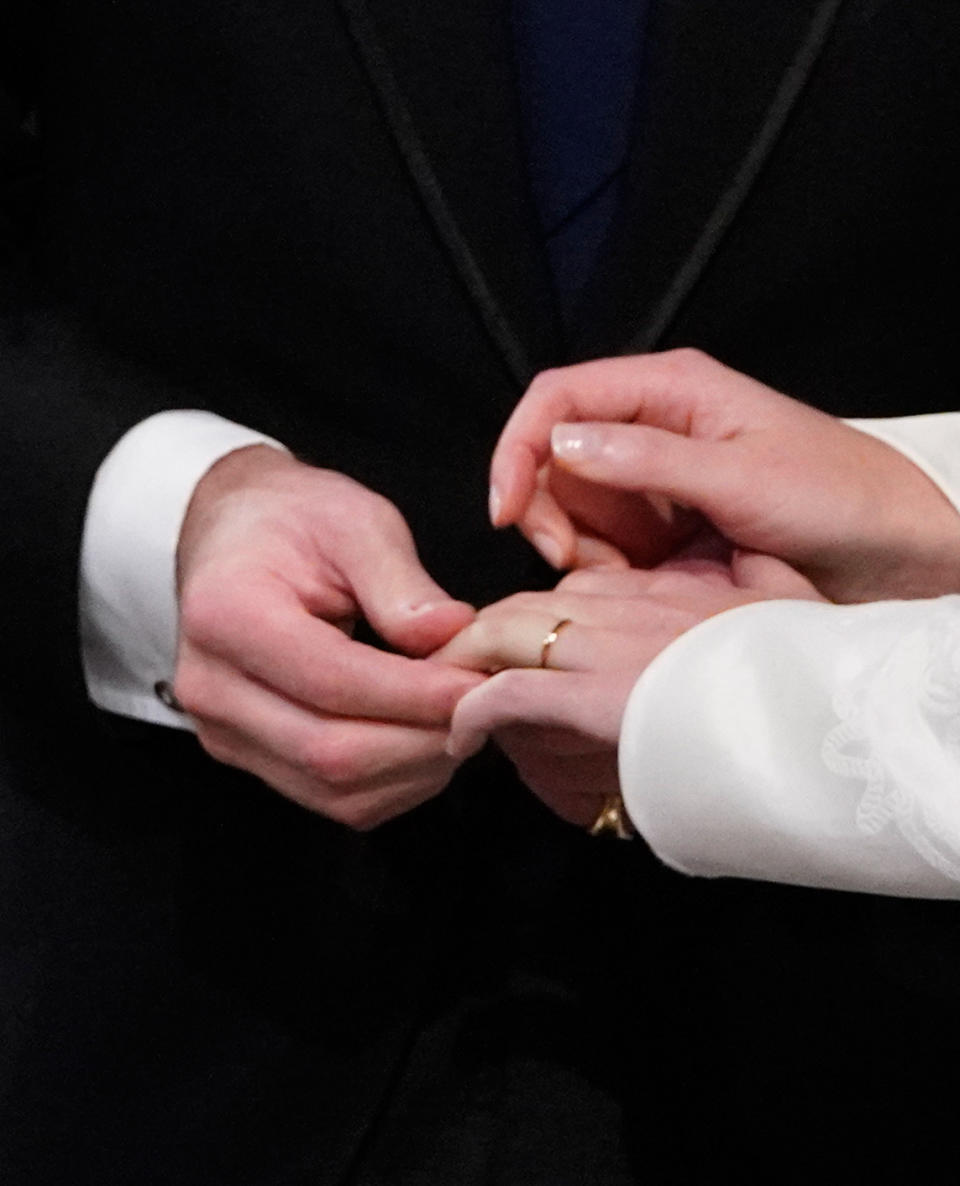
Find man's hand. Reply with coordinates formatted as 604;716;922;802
489;349;960;602
173;446;482;829
432;557;821;828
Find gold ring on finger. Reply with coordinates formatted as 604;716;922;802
539;618;574;669
588;793;633;840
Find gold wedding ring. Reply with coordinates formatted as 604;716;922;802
539;618;573;669
589;793;633;840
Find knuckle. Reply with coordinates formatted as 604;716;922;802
665;346;710;372
178;584;223;649
299;733;365;787
180;581;253;653
558;568;601;594
321;480;407;546
486;667;528;709
466;615;501;653
364;487;403;527
329;796;380;832
641;570;680;598
172;666;215;718
353;487;406;535
505;591;546;613
657;347;712;393
472;594;526;628
195;725;237;766
526;367;569;405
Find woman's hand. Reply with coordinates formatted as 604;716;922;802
432;557;823;828
490;349;960;603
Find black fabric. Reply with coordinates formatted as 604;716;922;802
1;1;959;1182
512;0;649;319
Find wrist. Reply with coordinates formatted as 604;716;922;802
176;444;299;590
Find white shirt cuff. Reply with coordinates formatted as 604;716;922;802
79;410;286;728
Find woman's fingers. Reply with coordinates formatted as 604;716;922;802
514;477;581;569
432;570;758;675
447;669;633;760
549;421;744;510
489;349;754;525
503;746;622;827
432;584;697;674
435;613;664;675
731;551;825;599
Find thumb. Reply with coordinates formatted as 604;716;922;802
344;521;475;657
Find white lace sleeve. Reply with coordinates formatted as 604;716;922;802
619;596;960;899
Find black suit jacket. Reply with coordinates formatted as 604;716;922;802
1;1;958;1182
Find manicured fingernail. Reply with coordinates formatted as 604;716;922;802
551;423;605;461
446;731;486;761
489;484;503;525
532;531;565;569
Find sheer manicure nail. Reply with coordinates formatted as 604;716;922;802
489;484;503;525
551;424;605;461
532;531;565;569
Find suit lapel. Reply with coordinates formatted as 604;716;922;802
335;0;846;380
336;0;563;391
572;0;845;360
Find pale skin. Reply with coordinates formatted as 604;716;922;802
174;445;482;830
489;348;960;602
434;557;823;828
173;349;960;832
437;349;960;825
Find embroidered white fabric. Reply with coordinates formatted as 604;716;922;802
821;602;960;882
620;597;960;898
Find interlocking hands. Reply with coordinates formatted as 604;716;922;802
174;350;960;829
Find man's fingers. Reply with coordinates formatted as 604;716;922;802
198;724;456;829
180;659;460;825
338;508;476;656
180;580;481;725
182;656;456;776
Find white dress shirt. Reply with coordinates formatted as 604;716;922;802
80;410;960;897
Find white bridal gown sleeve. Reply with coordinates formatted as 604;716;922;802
619;413;960;899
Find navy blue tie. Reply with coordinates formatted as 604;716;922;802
513;0;648;323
